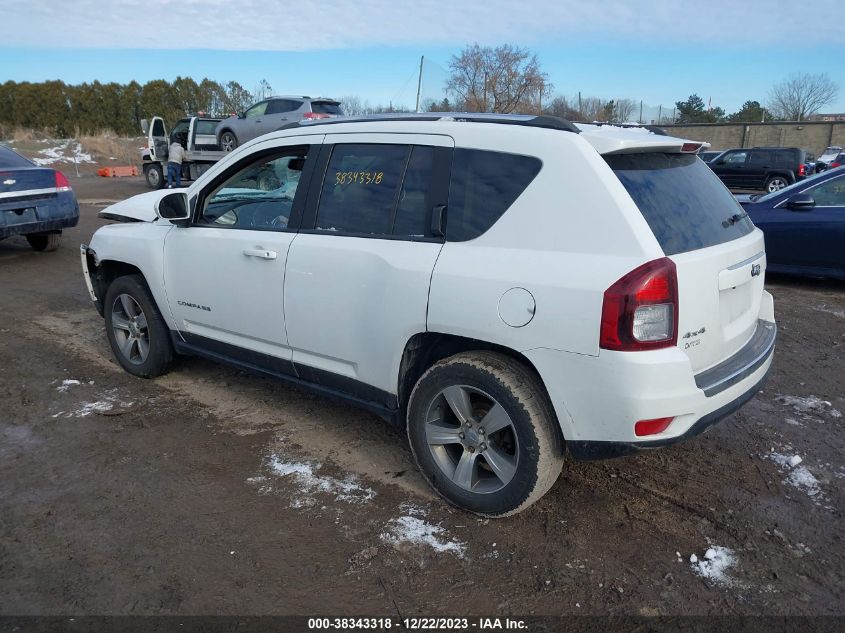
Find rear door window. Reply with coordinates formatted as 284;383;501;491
446;149;542;241
606;152;755;256
267;99;302;114
315;144;409;234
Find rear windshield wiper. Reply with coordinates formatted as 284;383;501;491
722;211;749;227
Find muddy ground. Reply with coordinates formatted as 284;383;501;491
0;176;843;618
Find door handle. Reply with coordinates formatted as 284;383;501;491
243;248;277;260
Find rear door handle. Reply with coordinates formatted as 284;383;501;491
243;248;277;260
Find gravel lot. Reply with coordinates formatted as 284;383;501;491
1;176;843;617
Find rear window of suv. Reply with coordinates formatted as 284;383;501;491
606;152;755;256
312;101;343;115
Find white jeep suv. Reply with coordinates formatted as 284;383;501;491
81;114;776;516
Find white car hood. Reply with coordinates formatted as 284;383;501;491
98;189;175;222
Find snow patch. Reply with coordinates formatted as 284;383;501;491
31;141;94;166
381;511;466;558
53;389;133;418
767;451;822;499
57;379;81;393
777;395;841;419
690;546;737;586
264;454;376;506
813;305;845;319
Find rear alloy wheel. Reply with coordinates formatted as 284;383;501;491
104;275;174;378
407;351;564;517
26;232;61;252
220;131;238;152
765;175;789;193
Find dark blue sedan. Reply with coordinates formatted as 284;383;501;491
737;167;845;280
0;145;79;251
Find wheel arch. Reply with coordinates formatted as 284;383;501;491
90;259;156;318
397;332;565;445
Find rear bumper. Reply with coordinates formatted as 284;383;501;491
0;191;79;239
524;304;776;460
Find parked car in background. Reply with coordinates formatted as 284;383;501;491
815;146;843;172
0;145;78;251
736;168;845;279
708;146;812;192
216;96;343;152
81;113;775;516
827;152;845;169
698;150;722;163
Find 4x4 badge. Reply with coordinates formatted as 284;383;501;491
751;263;761;277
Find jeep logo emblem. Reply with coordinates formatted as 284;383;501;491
751;263;761;277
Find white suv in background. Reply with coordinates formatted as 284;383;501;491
81;114;776;516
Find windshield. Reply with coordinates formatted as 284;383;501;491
752;169;832;203
607;152;755;256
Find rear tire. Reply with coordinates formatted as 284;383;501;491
104;274;174;378
26;232;61;252
144;163;164;189
407;351;564;517
220;131;238;152
765;175;789;192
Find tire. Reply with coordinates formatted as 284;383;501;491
407;351;564;517
219;131;238;152
144;163;164;189
26;232;61;252
765;175;789;193
104;274;174;378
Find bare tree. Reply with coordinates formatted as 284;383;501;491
768;72;839;121
446;43;552;113
340;95;368;116
614;98;637;122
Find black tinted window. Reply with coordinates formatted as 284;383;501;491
267;99;301;114
393;146;434;237
748;151;771;164
447;149;542;241
0;146;33;168
316;144;409;234
312;101;343;115
607;153;755;256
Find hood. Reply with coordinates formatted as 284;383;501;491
98;189;174;223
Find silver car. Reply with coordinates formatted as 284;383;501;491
216;96;342;151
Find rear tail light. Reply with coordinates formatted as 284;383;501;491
832;161;842;168
302;112;330;120
798;164;806;177
55;171;71;192
681;143;703;153
635;417;674;437
600;258;678;351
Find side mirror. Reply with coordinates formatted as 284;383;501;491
785;193;815;211
156;192;191;222
238;111;246;119
140;119;149;135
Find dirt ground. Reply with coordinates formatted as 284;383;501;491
0;176;843;618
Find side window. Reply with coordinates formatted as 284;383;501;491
723;151;748;165
771;151;791;165
199;146;309;231
808;176;845;207
267;99;301;114
151;119;166;137
447;149;542;241
195;120;218;135
393;146;435;237
245;102;267;118
748;151;771;165
315;144;409;234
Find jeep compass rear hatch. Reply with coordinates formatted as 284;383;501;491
606;151;767;375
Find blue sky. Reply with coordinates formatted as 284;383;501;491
2;0;844;115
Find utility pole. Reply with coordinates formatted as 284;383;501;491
658;104;662;124
415;55;424;113
639;100;643;124
578;91;582;118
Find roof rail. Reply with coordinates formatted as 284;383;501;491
278;112;580;134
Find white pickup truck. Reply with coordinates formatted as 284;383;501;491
140;116;228;189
